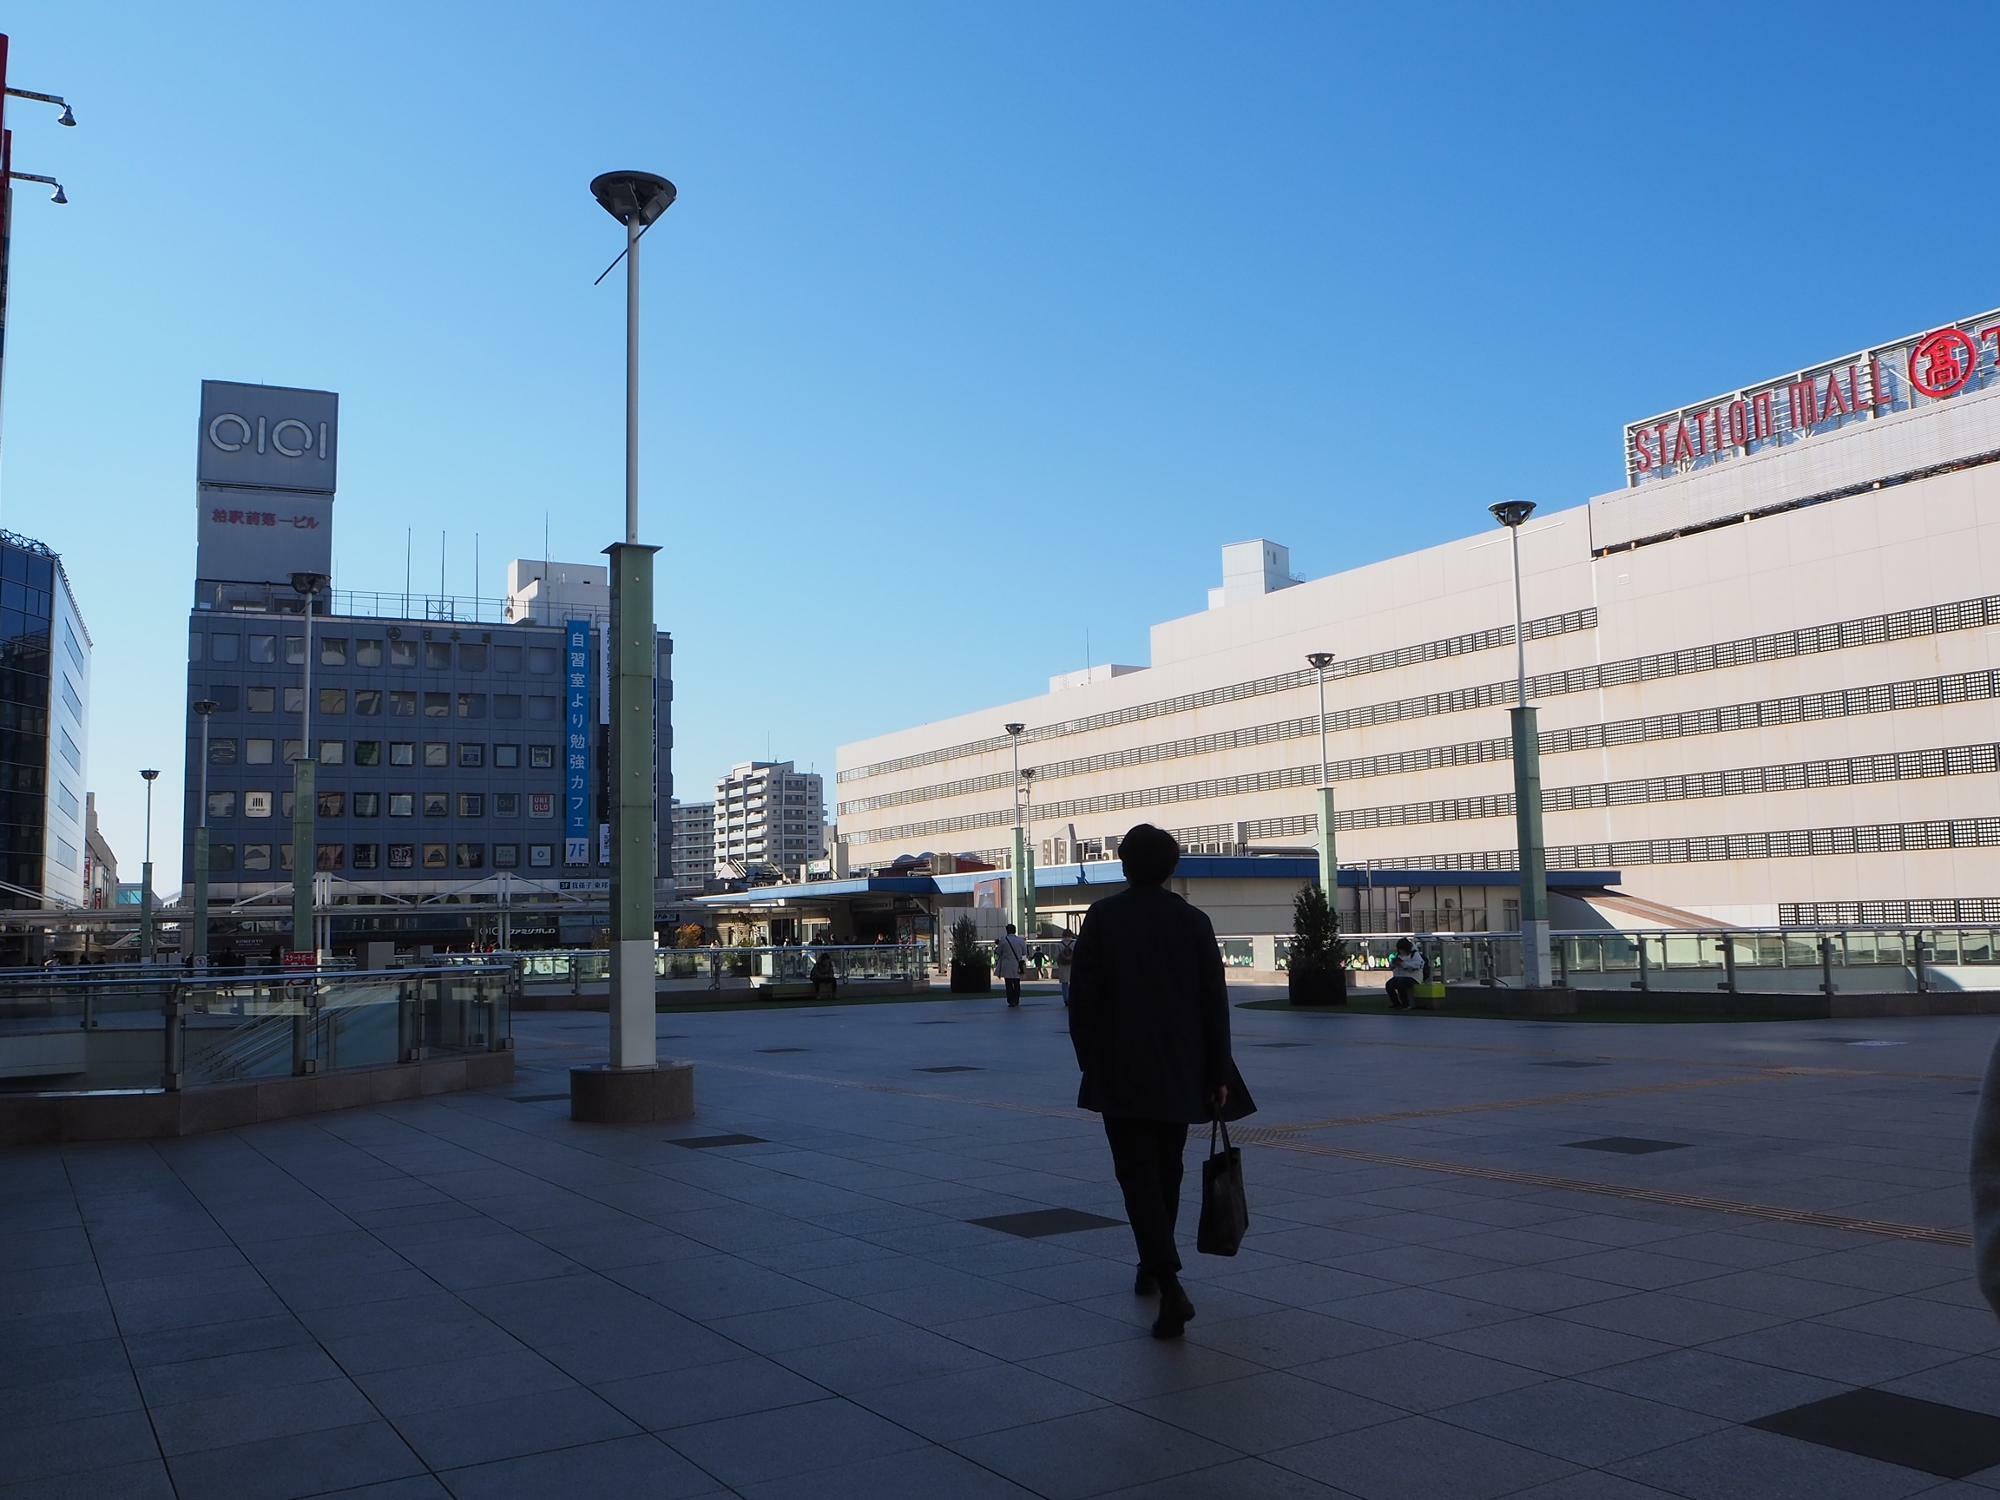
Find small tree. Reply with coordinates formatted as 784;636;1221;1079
675;923;706;950
1290;884;1344;975
950;915;986;972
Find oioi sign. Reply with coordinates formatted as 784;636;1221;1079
197;380;339;493
1624;306;2000;487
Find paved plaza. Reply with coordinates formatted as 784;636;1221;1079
3;985;1998;1499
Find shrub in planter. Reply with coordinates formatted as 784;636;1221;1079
1287;884;1348;1006
948;915;992;994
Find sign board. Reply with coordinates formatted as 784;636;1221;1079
194;493;334;585
1624;305;2000;487
197;380;338;492
282;949;316;970
563;619;591;865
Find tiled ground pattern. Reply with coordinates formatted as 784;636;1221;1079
2;987;1997;1499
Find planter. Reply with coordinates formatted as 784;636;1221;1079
1287;967;1348;1007
950;964;992;995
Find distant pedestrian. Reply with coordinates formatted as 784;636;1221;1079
1386;938;1424;1009
995;924;1029;1008
1056;932;1077;1006
810;947;838;1001
1068;823;1254;1339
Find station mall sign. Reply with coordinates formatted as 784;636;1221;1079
1625;305;2000;487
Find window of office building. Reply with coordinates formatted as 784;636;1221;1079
390;639;416;668
424;742;449;768
211;843;236;873
529;844;553;867
527;646;558;673
248;687;275;713
209;738;237;765
425;642;451;670
493;843;519;868
243;844;271;871
494;693;522;720
285;687;304;714
460;644;486;672
458;693;485;719
530;745;554;769
285;636;304;666
390;691;416;716
495;792;519;818
355;639;383;668
354;690;382;716
282;792;295;818
207;791;236;820
321;638;347;667
458;743;484;768
494;644;522;673
354;792;380;817
389;793;414;817
423;843;448;869
456;843;484;869
423;792;448;818
390;742;415;766
283;740;303;763
388;844;414;869
210;633;240;662
246;738;273;765
203;687;240;713
245;791;273;818
249;634;276;664
317;792;344;818
316;844;345;871
495;744;519;768
528;696;557;721
424;692;450;718
458;794;483;818
352;843;379;870
320;740;344;766
354;740;381;767
319;689;345;716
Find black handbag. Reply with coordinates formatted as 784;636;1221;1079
1196;1117;1249;1256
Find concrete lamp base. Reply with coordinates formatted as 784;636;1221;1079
570;1063;695;1123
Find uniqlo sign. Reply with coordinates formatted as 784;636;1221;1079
1624;306;2000;487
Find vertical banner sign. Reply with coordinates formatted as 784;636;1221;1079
563;620;591;865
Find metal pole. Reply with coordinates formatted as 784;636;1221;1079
292;587;316;958
1316;665;1328;784
1510;522;1528;708
140;777;155;962
195;711;211;964
625;215;640;547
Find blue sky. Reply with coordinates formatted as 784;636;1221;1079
6;1;2000;884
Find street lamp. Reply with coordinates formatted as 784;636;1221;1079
1003;724;1029;934
139;768;159;962
5;86;78;127
290;571;328;961
6;170;65;204
589;169;674;1078
1305;651;1337;900
193;700;217;965
1488;500;1552;990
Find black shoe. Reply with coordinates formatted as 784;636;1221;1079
1134;1266;1158;1297
1152;1280;1195;1339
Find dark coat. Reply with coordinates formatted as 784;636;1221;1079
1067;885;1255;1124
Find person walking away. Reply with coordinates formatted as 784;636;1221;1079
996;923;1029;1007
1068;823;1255;1339
1386;937;1423;1009
1056;931;1077;1006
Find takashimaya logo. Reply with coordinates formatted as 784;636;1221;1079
1908;327;1981;400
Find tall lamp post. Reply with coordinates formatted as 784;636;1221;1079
590;169;674;1079
289;572;328;960
1003;723;1028;935
1489;501;1551;990
192;700;217;965
1305;652;1337;904
138;768;159;961
1019;766;1038;940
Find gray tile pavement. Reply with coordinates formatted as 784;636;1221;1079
4;989;2000;1497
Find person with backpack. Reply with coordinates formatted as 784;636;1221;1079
1386;937;1426;1009
995;923;1030;1007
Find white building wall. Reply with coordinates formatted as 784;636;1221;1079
838;396;2000;929
41;571;90;909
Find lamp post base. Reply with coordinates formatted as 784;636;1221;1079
569;1062;694;1123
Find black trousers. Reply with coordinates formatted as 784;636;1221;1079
1104;1117;1190;1278
1385;976;1415;1007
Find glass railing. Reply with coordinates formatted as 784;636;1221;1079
0;963;514;1095
1205;926;2000;996
508;944;932;991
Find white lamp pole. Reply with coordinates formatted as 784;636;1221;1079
1489;500;1551;990
138;768;159;961
1306;652;1336;901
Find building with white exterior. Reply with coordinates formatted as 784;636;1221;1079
837;306;2000;930
713;761;825;880
0;530;90;917
669;799;714;893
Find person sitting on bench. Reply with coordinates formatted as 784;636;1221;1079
810;948;838;1000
